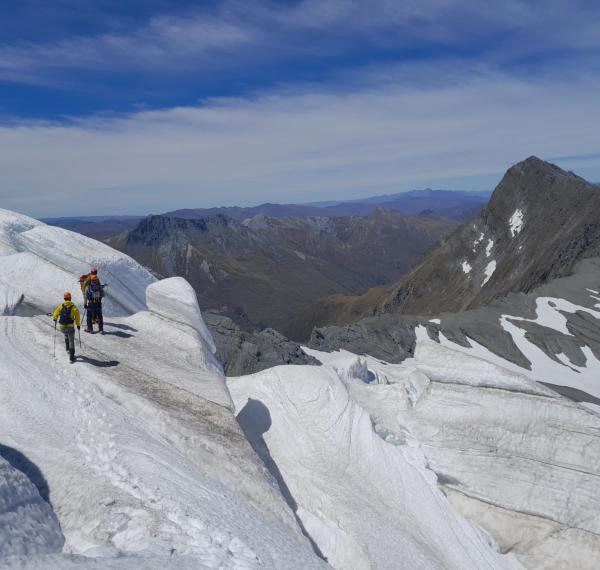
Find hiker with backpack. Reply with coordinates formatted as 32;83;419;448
85;274;104;334
80;267;100;297
52;292;81;363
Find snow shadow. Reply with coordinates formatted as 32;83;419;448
104;322;138;332
237;398;327;562
0;443;50;504
100;330;134;339
77;355;119;367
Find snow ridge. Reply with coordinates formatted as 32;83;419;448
0;209;325;569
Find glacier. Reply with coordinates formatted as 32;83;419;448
229;331;600;569
2;206;600;570
0;209;325;569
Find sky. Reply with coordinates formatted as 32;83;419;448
0;0;599;217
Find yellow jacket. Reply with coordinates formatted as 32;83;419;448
52;301;81;330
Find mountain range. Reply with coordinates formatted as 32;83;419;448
107;209;457;335
165;189;488;223
43;188;488;241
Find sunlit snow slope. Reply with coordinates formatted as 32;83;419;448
0;209;326;569
229;333;600;570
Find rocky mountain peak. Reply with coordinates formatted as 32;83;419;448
375;157;600;316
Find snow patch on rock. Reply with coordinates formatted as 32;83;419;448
461;261;472;274
482;260;497;285
509;209;524;237
485;239;494;257
199;259;215;284
472;232;485;252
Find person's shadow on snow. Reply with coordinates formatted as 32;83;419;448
0;443;51;505
99;330;134;339
104;322;138;332
237;398;327;561
77;355;119;367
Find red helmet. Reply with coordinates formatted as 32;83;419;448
90;275;99;282
91;267;98;275
64;292;72;300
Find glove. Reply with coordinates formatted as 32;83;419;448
77;326;81;330
84;303;88;309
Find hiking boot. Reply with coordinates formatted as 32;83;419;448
69;349;76;363
84;328;93;333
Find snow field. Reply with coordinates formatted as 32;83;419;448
0;208;154;316
0;210;326;569
230;354;525;570
304;339;600;570
433;294;600;402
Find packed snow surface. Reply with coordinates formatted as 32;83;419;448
278;334;599;570
0;210;154;317
509;209;524;236
482;260;496;285
229;359;523;570
0;210;325;569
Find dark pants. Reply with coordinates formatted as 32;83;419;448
87;303;103;331
62;329;75;350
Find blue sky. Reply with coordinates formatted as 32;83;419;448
1;0;599;217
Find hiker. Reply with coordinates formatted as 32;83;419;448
80;267;100;297
84;274;104;334
52;292;81;363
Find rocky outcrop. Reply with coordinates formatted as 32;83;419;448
204;311;320;376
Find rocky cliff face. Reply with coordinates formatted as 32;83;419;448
381;156;600;315
203;310;319;376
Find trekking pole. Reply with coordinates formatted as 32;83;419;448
78;327;82;349
53;321;57;357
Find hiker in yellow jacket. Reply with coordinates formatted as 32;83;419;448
52;292;81;363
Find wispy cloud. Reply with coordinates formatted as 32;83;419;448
1;65;599;217
2;0;600;87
